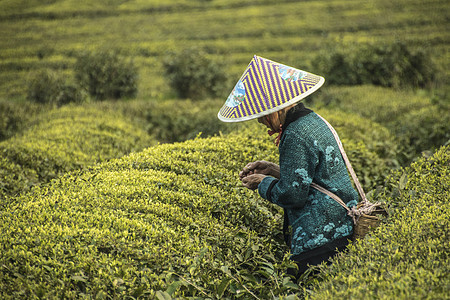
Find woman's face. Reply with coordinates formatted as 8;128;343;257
258;114;279;131
257;116;270;128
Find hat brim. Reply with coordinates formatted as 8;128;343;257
218;76;325;123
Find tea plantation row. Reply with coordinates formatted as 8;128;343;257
1;100;402;202
0;126;287;298
0;106;153;201
1;88;448;298
0;0;447;100
1;119;448;298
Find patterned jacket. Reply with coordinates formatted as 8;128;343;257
258;104;358;256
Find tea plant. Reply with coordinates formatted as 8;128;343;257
0;100;42;141
312;41;437;88
311;86;450;162
74;50;138;100
163;48;230;100
0;106;153;200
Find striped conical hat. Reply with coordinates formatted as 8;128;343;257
218;55;325;122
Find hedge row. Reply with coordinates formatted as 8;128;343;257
4;84;446;163
90;99;244;144
0;100;399;203
0;100;43;141
1;0;447;101
311;41;437;88
92;99;401;164
308;145;449;299
91;100;400;192
0;106;153;201
0;116;396;298
312;85;450;161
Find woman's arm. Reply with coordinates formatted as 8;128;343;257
239;160;280;179
258;132;319;209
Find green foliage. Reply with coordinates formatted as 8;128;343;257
312;41;438;88
311;86;450;161
163;48;230;100
0;117;397;298
55;81;87;106
26;69;86;106
91;99;244;143
0;0;447;296
0;127;292;299
0;0;447;100
0;95;400;200
26;69;63;104
133;99;241;142
309;85;429;125
91;99;403;169
0;100;43;141
308;145;450;299
0;97;394;202
74;50;138;100
390;101;450;157
0;106;153;200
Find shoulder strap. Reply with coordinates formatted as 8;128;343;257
315;113;368;203
310;181;358;224
310;182;349;211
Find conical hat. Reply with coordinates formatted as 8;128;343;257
218;55;325;122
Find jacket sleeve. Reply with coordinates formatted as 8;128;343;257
258;131;319;209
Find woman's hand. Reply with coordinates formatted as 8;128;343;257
241;174;266;190
239;160;280;180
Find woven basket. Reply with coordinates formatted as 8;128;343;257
353;205;388;239
311;182;389;240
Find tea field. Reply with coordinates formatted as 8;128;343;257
0;106;448;298
0;0;449;298
0;0;448;100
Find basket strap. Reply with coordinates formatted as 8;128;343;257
310;182;349;212
310;182;358;224
315;114;368;203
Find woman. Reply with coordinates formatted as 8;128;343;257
218;56;358;277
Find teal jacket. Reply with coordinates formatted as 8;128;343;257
258;104;358;256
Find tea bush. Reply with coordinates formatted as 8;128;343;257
91;99;401;161
163;48;230;100
91;99;244;143
1;0;447;101
26;69;63;105
309;85;428;125
308;145;449;299
26;69;86;106
0;127;288;299
312;41;437;88
0;106;153;200
310;86;449;162
94;99;398;189
0;96;395;202
0;100;43;141
0;118;393;298
390;103;450;157
74;50;138;100
55;82;87;106
100;101;397;191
